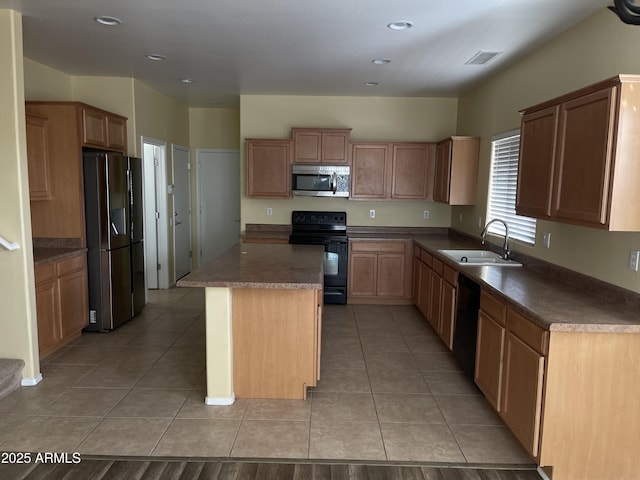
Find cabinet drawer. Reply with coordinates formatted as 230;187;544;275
442;264;458;286
420;249;433;266
57;253;86;277
507;309;548;355
350;241;406;253
480;290;507;326
432;258;444;276
35;263;56;285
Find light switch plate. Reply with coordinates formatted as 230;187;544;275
369;209;375;219
542;232;551;249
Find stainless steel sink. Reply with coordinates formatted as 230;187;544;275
437;249;522;267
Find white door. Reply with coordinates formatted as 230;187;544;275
172;144;192;281
197;149;241;266
142;138;169;289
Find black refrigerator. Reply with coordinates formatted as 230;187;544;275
83;150;145;332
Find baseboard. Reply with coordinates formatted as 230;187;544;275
205;394;235;406
21;373;43;386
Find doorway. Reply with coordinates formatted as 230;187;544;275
142;137;169;289
172;144;192;281
196;149;241;266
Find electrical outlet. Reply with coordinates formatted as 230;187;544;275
369;209;376;219
543;232;551;249
477;217;483;228
630;250;639;271
423;210;429;220
459;213;463;223
266;207;272;216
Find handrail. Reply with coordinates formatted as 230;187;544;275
0;235;20;251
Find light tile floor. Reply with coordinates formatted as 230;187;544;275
0;288;533;465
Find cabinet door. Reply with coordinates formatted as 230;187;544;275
501;331;545;457
293;130;321;163
35;279;60;358
418;261;431;317
26;113;52;201
82;107;108;147
474;311;505;410
412;256;421;305
57;253;89;338
377;253;405;297
439;280;456;349
434;140;451;203
427;269;442;332
390;143;433;199
553;87;616;226
351;143;390;199
348;253;377;297
322;131;350;164
107;115;127;151
246;139;292;198
516;106;558;218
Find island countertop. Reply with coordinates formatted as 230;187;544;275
177;243;324;289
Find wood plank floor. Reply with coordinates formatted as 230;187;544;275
0;457;542;480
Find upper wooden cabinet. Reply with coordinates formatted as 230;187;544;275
81;105;127;151
434;136;479;205
246;138;292;198
391;143;435;200
26;102;128;244
350;143;390;199
292;128;352;164
25;113;52;201
351;142;434;200
517;75;640;231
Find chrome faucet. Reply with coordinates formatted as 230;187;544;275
481;219;511;260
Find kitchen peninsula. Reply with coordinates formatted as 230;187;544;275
177;243;324;403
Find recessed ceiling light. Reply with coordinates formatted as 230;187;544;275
465;51;502;65
94;16;122;26
364;82;379;86
146;54;166;61
372;58;391;65
387;21;414;30
180;78;194;84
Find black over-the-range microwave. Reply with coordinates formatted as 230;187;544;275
291;165;350;197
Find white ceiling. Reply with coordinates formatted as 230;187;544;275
1;0;613;107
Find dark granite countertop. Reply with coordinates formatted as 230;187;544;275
177;243;324;290
412;236;640;333
33;247;87;266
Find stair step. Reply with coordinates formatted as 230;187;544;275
0;359;25;400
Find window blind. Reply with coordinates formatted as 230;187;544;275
487;132;536;245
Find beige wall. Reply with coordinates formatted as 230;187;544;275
189;107;240;150
456;8;640;293
239;95;458;229
0;10;40;381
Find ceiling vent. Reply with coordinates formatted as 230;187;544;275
465;51;501;65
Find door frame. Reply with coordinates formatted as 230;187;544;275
171;143;192;283
196;148;240;267
142;136;170;289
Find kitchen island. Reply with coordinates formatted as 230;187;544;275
177;243;324;404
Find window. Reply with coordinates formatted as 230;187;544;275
486;130;536;245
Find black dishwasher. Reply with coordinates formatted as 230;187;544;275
453;274;481;381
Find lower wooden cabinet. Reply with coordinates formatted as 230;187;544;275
474;289;547;458
348;239;412;303
35;252;89;358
